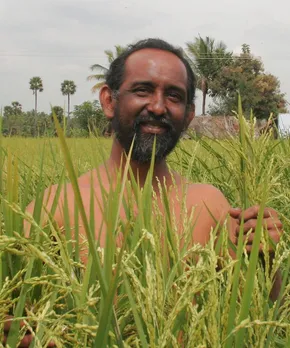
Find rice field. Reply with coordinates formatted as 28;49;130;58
0;114;289;347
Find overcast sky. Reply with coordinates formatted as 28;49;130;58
1;0;290;115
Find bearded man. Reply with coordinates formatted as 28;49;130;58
27;37;282;282
4;38;283;347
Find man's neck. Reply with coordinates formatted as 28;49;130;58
106;138;174;190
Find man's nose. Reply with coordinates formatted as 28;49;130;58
147;92;166;116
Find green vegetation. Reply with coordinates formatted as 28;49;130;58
29;77;44;117
186;36;232;115
2;36;287;139
87;45;127;93
209;44;287;118
0;112;289;346
29;77;44;136
185;38;286;118
1;100;107;138
61;80;77;124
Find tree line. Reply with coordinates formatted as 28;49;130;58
1;36;288;137
87;39;287;118
2;78;108;137
2;100;107;137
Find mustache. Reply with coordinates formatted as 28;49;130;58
134;113;173;131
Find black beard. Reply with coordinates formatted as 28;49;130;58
111;109;185;164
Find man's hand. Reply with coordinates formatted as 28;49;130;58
229;205;283;253
3;316;55;348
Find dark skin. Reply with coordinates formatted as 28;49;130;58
4;48;283;347
230;206;282;251
3;316;55;347
230;206;283;301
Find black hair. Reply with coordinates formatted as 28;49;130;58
105;38;196;104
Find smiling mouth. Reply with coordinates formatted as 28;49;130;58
138;119;171;134
140;123;167;134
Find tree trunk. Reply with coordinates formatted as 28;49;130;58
202;90;206;116
35;90;38;115
67;94;70;125
34;90;38;136
201;78;208;116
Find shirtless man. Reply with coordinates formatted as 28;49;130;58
31;38;281;254
5;38;283;347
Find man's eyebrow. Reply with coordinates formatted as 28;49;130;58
129;81;186;95
129;81;156;88
166;84;186;96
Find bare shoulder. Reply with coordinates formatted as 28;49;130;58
26;169;105;214
25;173;90;222
187;183;228;199
24;168;108;236
186;183;231;220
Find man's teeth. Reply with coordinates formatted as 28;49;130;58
141;124;166;134
146;125;161;129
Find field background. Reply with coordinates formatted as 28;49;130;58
1;132;290;347
2;136;290;211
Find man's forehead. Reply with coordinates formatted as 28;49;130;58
123;48;188;85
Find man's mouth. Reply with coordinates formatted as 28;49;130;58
138;120;170;135
140;123;167;134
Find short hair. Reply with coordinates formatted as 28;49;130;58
105;38;196;104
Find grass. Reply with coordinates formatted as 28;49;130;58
0;110;289;347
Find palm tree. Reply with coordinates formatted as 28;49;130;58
61;80;77;123
29;77;43;135
11;101;22;113
29;77;43;115
87;45;127;93
186;37;232;115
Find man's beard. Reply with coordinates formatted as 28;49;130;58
111;108;186;164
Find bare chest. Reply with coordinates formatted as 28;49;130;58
71;187;216;251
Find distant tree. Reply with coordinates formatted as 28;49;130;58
51;106;64;124
87;45;127;93
15;110;51;137
186;36;232;115
209;44;287;118
73;100;107;135
61;80;77;123
11;101;22;114
3;106;13;120
21;110;35;136
3;101;22;118
3;101;23;135
36;111;51;136
29;77;43;135
29;77;43;115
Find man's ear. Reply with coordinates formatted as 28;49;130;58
99;85;116;119
184;104;195;129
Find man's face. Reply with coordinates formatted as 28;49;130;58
111;49;192;163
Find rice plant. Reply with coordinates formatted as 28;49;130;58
0;105;289;347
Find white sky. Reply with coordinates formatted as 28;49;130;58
278;113;290;134
1;0;290;115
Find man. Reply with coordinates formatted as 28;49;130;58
30;38;281;255
5;38;283;346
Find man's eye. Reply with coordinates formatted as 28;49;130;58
134;88;150;96
168;93;182;102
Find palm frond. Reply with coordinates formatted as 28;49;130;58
89;64;108;73
91;82;106;93
104;50;114;64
